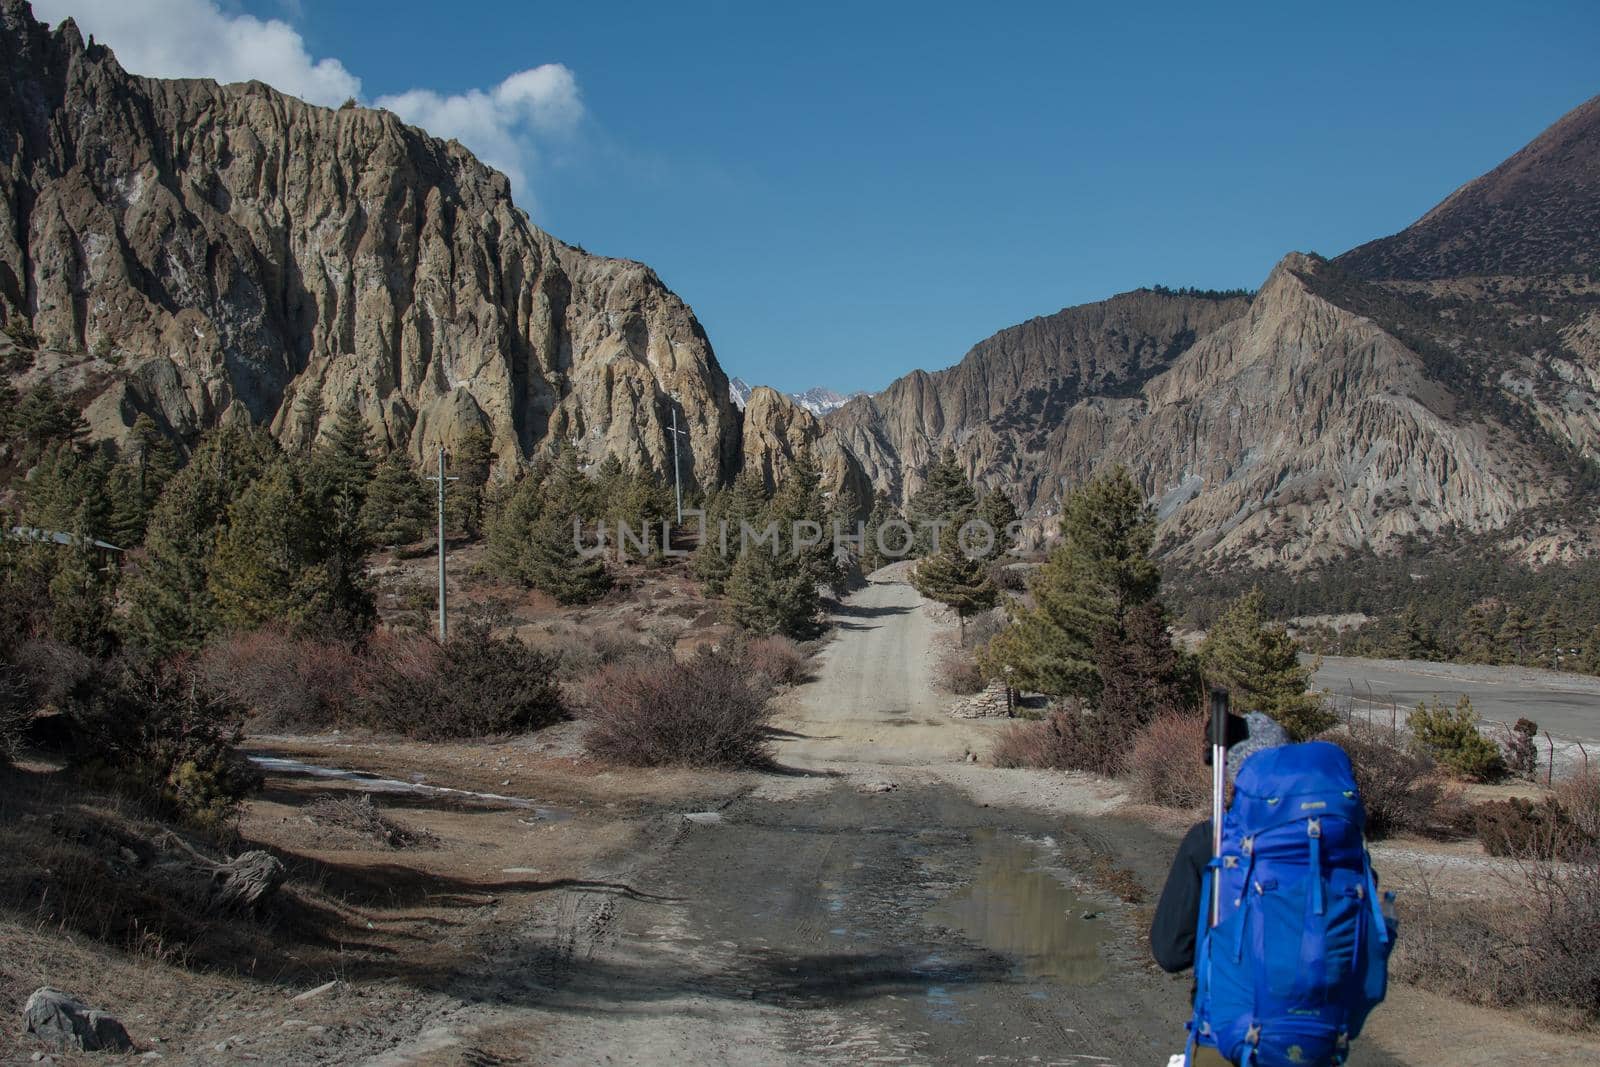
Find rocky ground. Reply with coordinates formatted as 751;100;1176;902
6;574;1600;1064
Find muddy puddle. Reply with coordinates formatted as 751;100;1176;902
925;828;1108;985
248;753;572;819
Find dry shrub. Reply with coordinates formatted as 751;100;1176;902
1125;713;1211;809
355;626;565;740
990;703;1124;775
936;647;985;695
1554;769;1600;841
582;648;774;768
538;624;656;680
1397;848;1600;1027
1473;797;1593;860
305;794;436;850
10;637;96;711
1329;723;1460;839
0;661;28;762
68;658;261;828
961;606;1008;648
742;634;811;687
198;629;358;729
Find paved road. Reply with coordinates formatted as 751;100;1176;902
1313;655;1600;740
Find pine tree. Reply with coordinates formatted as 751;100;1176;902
207;460;326;631
11;384;87;462
0;380;18;442
485;472;545;580
1533;607;1565;669
123;425;281;653
1499;607;1534;666
771;449;838;590
360;452;432;547
522;511;612;604
1095;600;1195;730
311;397;376;508
1580;626;1600;675
22;443;112;539
911;533;997;632
1396;605;1437;661
827;477;867;588
976;490;1020;562
444;427;494;537
906;448;978;555
985;467;1158;698
859;493;899;573
694;469;768;593
1199;588;1331;740
107;414;178;547
725;528;820;638
48;539;114;654
1460;603;1501;664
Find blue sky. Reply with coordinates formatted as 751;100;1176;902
40;1;1600;393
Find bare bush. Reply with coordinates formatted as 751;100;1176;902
1397;848;1600;1027
1125;713;1210;809
1473;797;1593;860
990;702;1125;774
742;635;811;687
960;606;1008;649
1329;723;1459;838
583;649;775;768
198;629;358;729
355;626;565;739
305;794;436;850
1554;769;1600;841
536;624;656;680
936;647;984;695
10;638;96;711
0;661;29;762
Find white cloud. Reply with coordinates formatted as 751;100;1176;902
35;0;360;107
376;66;582;191
31;0;583;197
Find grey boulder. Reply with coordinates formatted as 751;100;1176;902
22;987;134;1052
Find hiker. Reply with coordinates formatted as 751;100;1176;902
1149;711;1288;979
1150;708;1396;1067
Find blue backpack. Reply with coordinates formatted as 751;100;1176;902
1188;741;1396;1067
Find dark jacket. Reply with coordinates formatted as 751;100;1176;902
1149;819;1212;973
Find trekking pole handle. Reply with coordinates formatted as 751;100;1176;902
1209;687;1230;748
1208;687;1230;929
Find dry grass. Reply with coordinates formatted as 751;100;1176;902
304;795;436;850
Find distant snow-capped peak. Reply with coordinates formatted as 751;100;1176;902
728;377;864;415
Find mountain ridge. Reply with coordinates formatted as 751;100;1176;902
0;0;742;486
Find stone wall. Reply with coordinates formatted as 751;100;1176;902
949;679;1012;719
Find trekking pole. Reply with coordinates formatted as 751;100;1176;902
1209;687;1230;928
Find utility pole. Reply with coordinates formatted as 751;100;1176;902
426;445;458;641
669;404;685;524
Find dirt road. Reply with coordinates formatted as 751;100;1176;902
363;574;1404;1066
200;575;1598;1066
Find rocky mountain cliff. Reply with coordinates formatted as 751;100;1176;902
824;94;1600;568
0;0;739;486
